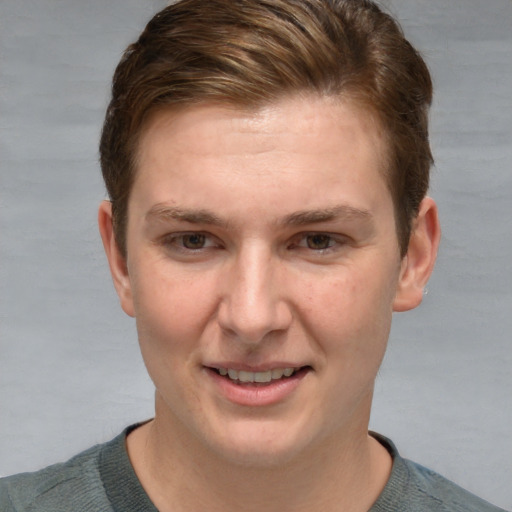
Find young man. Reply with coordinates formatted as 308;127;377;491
0;1;506;511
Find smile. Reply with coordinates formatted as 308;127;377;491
206;365;311;406
214;367;300;384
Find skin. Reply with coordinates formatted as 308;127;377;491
99;94;440;511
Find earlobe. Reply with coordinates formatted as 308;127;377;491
393;197;441;312
98;200;135;317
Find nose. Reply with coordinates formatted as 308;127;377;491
217;244;292;345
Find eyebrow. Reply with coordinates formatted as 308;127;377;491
282;205;372;226
146;204;229;227
145;203;372;228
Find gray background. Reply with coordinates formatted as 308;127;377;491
0;0;511;509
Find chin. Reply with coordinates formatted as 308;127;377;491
205;418;318;468
215;442;302;468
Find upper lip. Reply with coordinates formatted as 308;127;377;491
204;362;309;372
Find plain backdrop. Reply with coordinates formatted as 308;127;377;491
0;1;511;509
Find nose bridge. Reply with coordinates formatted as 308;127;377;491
218;241;290;343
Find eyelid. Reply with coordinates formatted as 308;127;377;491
292;232;350;251
159;231;221;251
156;230;351;255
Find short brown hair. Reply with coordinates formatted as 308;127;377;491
100;0;433;257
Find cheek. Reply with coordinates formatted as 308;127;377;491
130;263;219;359
129;267;220;411
298;265;395;357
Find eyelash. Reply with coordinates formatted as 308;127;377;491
160;232;221;252
294;233;337;251
160;231;348;256
290;232;349;255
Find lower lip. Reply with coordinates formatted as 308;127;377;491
205;367;310;407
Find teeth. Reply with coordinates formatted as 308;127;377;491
271;368;285;379
217;367;298;383
254;371;272;383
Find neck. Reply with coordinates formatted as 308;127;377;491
127;396;391;512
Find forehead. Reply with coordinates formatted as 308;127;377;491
137;94;387;170
132;94;392;222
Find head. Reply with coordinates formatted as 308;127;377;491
98;0;440;467
100;0;433;259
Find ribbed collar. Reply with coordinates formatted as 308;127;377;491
99;424;158;512
368;432;409;511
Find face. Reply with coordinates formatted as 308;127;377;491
102;95;427;466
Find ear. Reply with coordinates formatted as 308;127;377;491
98;200;135;317
393;197;441;312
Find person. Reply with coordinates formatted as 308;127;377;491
0;0;507;510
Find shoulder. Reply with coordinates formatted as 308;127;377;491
400;458;507;512
371;433;508;512
0;443;112;512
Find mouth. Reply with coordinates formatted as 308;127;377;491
208;366;310;385
205;364;312;406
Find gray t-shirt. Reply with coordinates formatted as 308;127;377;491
0;425;507;511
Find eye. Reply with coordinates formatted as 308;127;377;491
289;232;349;256
160;232;220;252
181;233;207;249
304;234;335;250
